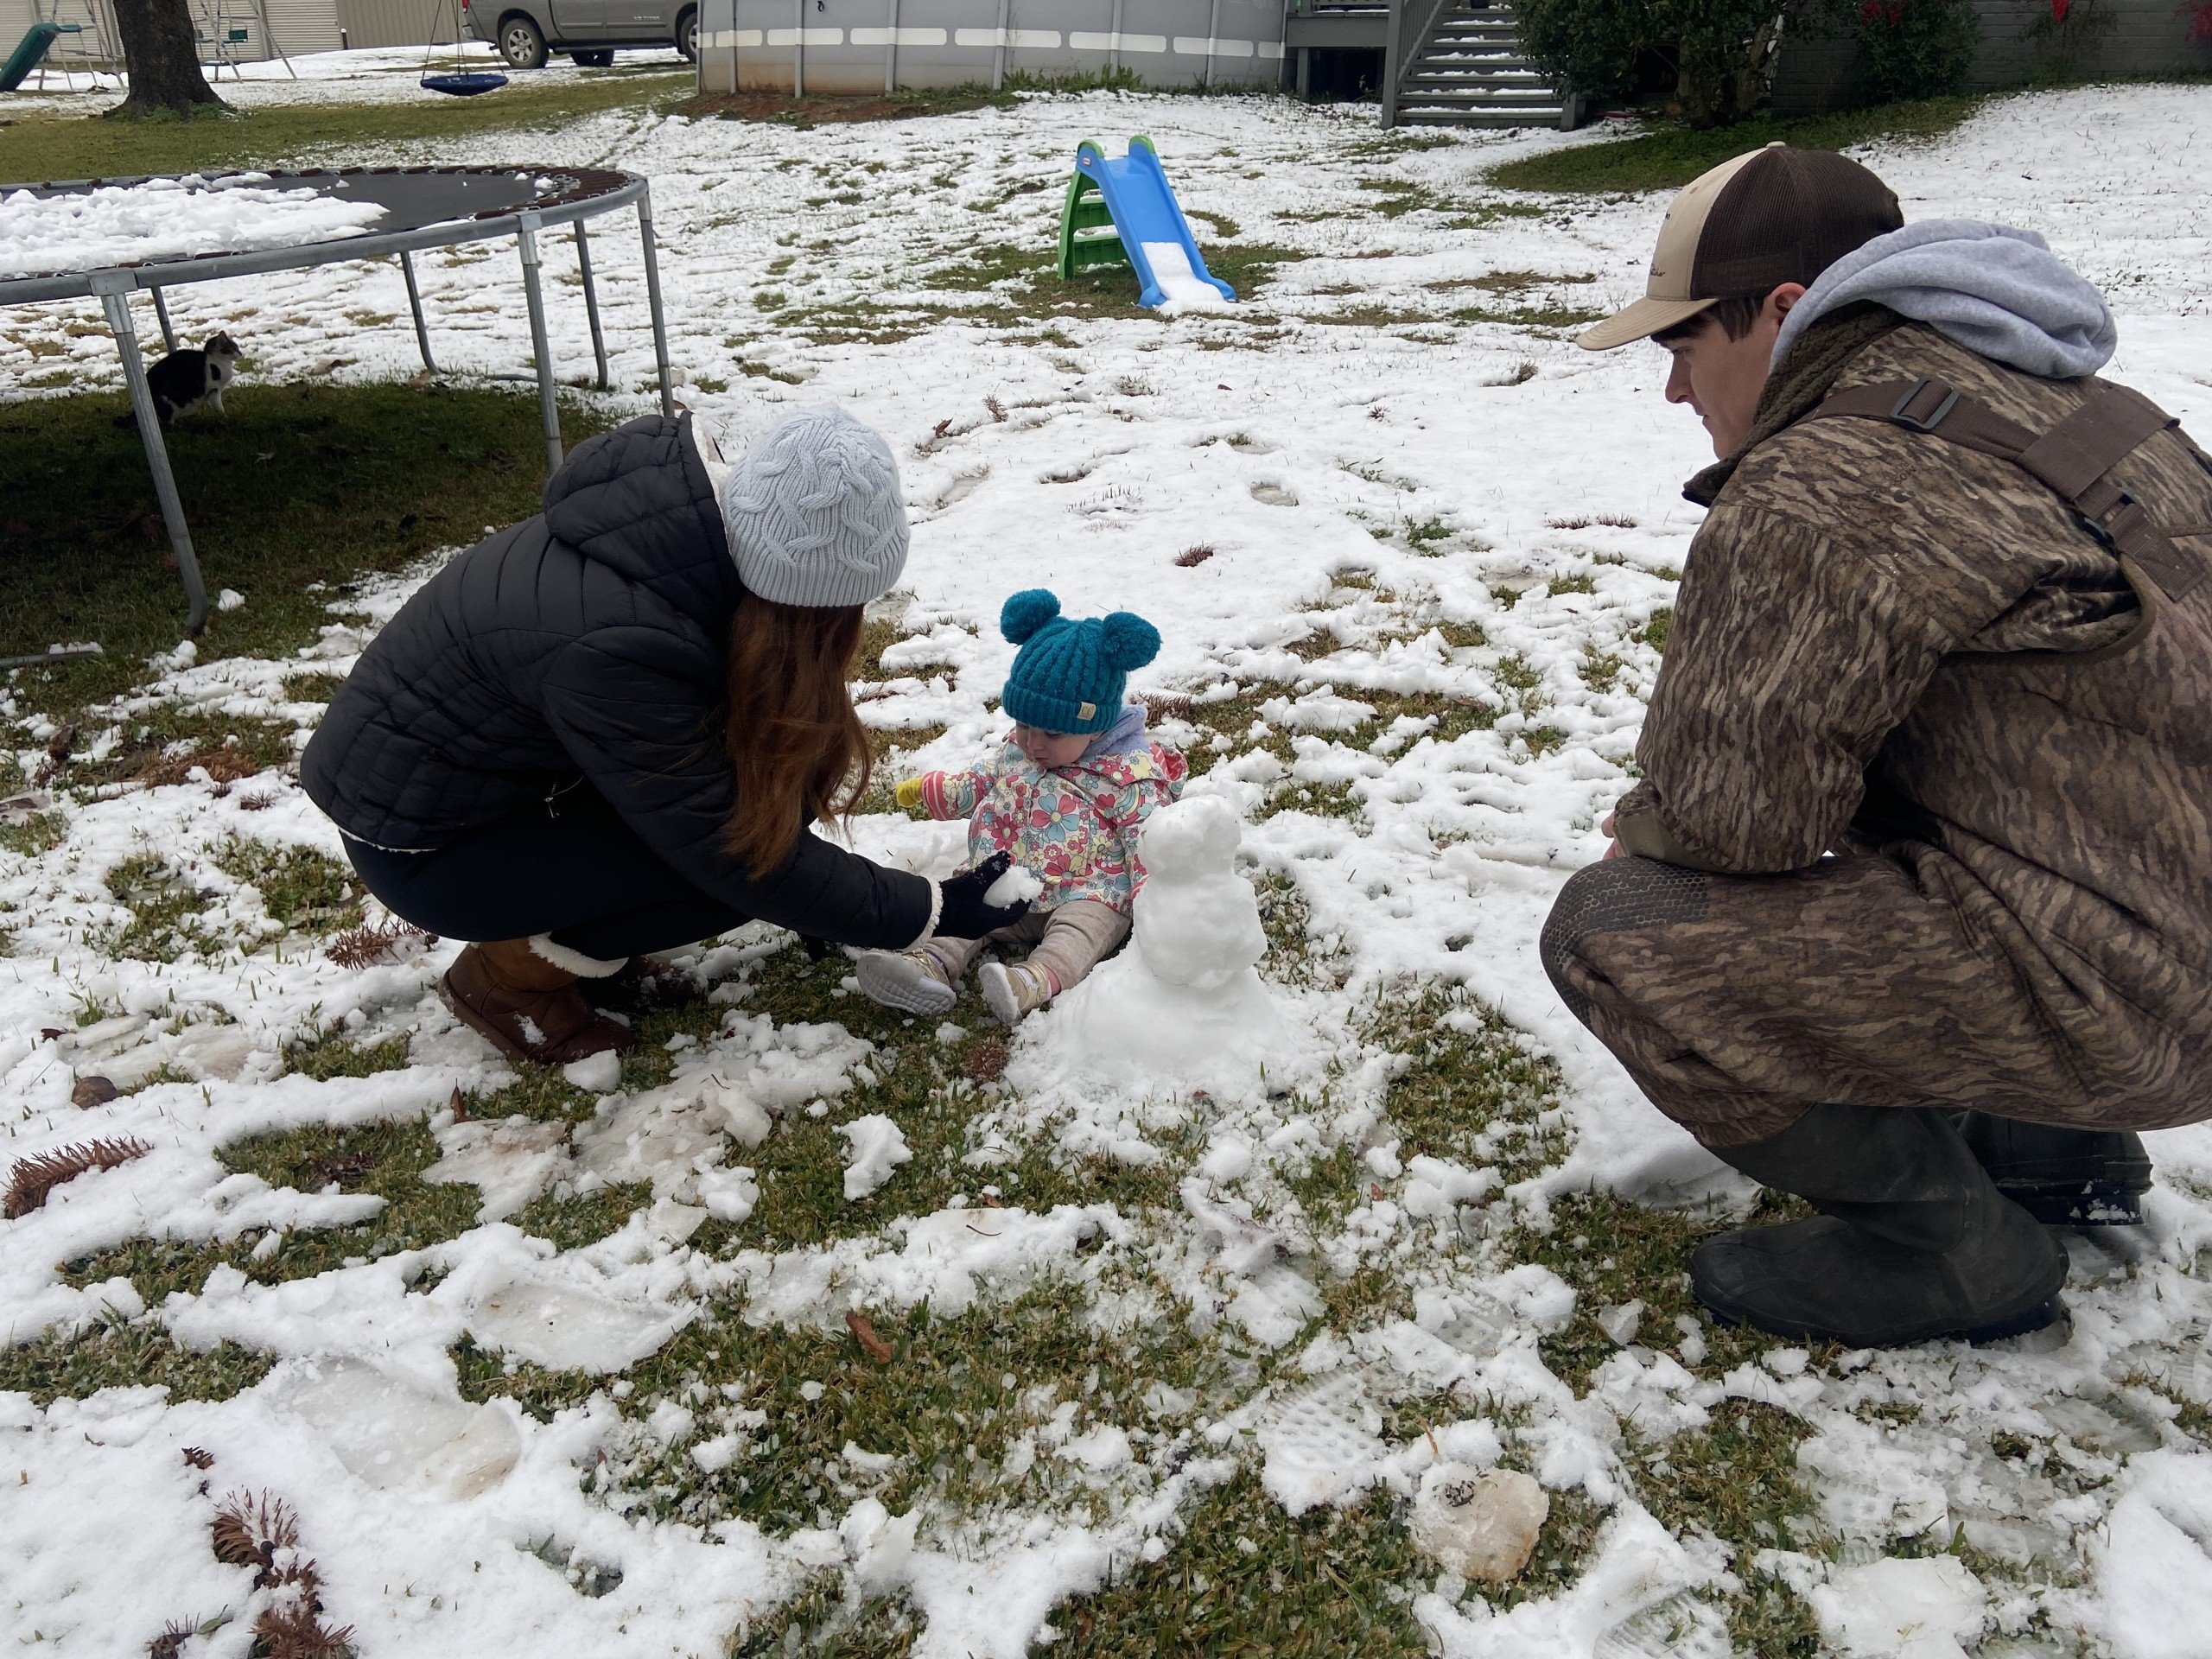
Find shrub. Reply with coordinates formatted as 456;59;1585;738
1515;0;1801;126
1856;0;1980;101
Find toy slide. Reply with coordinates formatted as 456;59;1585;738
2;23;62;92
1057;137;1234;310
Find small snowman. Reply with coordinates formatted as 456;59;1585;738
1132;796;1267;995
1056;796;1283;1094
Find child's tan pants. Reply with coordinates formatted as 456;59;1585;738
920;899;1131;995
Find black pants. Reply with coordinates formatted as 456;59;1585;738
345;788;747;963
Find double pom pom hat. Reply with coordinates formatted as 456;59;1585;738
998;589;1161;736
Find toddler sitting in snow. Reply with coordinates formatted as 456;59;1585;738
858;588;1186;1027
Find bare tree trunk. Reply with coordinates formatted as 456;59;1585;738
108;0;224;119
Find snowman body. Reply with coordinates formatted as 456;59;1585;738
1054;797;1282;1096
1129;796;1267;995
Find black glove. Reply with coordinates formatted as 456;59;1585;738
935;851;1032;941
798;933;839;962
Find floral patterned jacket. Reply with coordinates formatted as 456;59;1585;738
915;705;1187;916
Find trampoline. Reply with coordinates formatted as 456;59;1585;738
0;165;675;640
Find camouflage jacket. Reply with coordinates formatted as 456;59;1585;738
1614;310;2212;1084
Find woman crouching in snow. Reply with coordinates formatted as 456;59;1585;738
302;407;1030;1066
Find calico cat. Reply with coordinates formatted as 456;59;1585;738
116;333;243;429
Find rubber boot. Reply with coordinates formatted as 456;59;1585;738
1690;1103;2068;1348
979;960;1052;1027
1954;1111;2152;1226
442;937;634;1065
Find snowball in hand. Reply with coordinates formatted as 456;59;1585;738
983;864;1045;908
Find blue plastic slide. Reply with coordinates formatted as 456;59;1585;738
1068;137;1235;309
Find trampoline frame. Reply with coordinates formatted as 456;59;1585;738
0;166;675;641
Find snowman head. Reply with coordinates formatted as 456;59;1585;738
1139;796;1242;883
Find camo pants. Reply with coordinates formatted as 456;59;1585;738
1540;851;2202;1149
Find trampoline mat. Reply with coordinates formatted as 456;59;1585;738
0;165;637;283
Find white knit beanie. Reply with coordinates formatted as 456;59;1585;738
718;408;910;607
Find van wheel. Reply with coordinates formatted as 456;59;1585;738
498;13;547;67
676;7;697;58
570;47;613;64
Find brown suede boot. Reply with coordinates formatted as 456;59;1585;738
442;938;634;1065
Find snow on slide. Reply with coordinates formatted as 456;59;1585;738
1141;241;1231;311
0;173;388;280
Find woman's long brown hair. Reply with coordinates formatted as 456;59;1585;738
722;596;870;876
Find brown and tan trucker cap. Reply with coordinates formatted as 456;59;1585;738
1577;143;1904;351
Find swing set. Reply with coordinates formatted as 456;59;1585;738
420;0;505;94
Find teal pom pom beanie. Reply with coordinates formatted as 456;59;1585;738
999;589;1160;735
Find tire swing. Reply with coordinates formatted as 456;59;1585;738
420;0;508;94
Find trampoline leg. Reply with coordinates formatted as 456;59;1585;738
517;216;563;474
575;222;609;392
638;187;675;418
150;287;177;353
401;251;439;375
99;281;207;637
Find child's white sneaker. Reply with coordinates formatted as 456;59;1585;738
980;961;1051;1027
857;949;957;1014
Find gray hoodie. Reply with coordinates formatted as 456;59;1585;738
1770;219;2116;380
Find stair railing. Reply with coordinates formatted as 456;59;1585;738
1378;0;1455;127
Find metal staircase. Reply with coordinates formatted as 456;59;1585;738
1285;0;1583;130
1391;2;1574;127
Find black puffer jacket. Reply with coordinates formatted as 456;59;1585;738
301;413;933;950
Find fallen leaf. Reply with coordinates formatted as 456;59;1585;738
71;1076;118;1109
845;1309;893;1364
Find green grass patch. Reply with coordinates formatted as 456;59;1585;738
0;1319;273;1407
95;852;215;963
0;69;693;182
56;708;297;793
213;836;362;933
1486;96;1985;195
283;1026;414;1081
63;1116;480;1304
1367;982;1569;1185
457;1282;1220;1533
718;942;1192;1249
1056;1466;1433;1656
0;810;67;858
0;384;615;729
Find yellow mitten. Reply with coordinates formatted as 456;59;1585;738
894;777;925;810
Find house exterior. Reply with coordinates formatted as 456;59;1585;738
691;0;1287;94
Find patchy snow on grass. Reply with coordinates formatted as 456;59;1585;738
4;68;2212;1659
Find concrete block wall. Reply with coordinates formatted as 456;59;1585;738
1774;0;2212;113
696;0;1287;93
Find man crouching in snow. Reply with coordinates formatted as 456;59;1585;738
1547;143;2212;1348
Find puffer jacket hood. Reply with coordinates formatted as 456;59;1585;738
1771;219;2116;380
540;411;739;625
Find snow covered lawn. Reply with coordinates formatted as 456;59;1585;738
6;73;2212;1659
